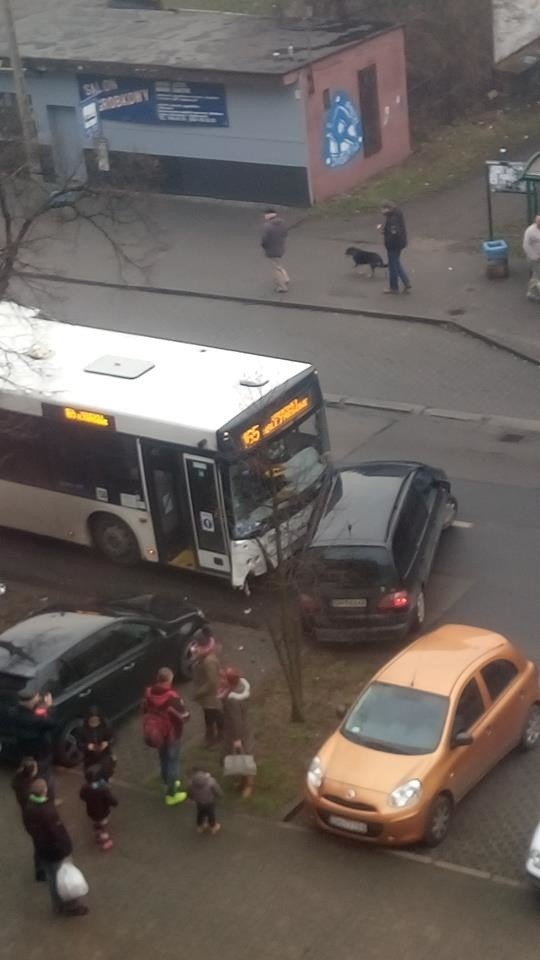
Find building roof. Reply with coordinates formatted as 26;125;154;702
311;463;413;547
2;0;396;77
0;302;312;450
378;625;512;696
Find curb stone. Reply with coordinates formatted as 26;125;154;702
326;395;540;434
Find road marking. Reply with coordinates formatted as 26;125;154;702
453;520;474;528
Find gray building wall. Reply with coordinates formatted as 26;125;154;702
0;70;308;168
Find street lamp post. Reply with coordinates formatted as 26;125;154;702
0;0;39;173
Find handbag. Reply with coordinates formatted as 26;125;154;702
223;753;257;778
56;859;89;902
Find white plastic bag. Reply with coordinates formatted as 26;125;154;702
56;859;89;902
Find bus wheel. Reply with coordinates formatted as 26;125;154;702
90;513;141;565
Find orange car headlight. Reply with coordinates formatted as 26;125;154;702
389;779;423;809
307;755;324;790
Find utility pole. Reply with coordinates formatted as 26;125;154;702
0;0;39;173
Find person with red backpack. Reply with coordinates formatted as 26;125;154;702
142;667;190;807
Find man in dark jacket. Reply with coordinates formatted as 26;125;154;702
380;201;411;294
22;778;88;916
143;667;190;806
15;690;57;799
261;208;290;293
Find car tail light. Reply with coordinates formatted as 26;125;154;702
300;593;321;614
377;590;410;611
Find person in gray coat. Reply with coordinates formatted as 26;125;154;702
261;208;290;293
187;768;223;834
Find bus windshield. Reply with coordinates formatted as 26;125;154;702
229;411;327;538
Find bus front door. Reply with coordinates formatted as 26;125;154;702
141;441;194;568
183;455;231;576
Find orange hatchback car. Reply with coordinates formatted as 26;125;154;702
306;625;540;847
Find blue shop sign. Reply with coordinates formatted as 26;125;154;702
78;76;229;127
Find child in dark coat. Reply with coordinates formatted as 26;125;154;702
187;767;223;834
79;764;118;851
77;705;116;780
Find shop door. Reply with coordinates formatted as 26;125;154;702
141;441;194;567
47;105;87;183
183;455;231;575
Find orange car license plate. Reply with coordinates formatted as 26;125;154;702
328;815;368;834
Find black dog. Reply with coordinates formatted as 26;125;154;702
345;246;387;277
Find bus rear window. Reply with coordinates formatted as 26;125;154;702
302;546;393;587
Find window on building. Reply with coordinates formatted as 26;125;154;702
358;64;382;158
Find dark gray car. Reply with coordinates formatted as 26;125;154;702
299;461;457;643
0;594;206;766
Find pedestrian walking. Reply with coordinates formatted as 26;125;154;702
379;200;411;294
192;626;223;747
79;764;118;851
187;767;223;834
22;778;89;916
142;667;190;806
261;207;290;293
15;689;57;800
220;667;256;799
522;214;540;301
11;757;45;881
77;705;116;780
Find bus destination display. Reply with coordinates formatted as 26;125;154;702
240;394;312;450
42;403;115;429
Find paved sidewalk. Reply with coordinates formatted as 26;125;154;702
1;770;538;960
25;171;540;363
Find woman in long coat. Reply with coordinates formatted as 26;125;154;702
220;666;255;798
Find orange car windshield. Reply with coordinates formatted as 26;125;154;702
342;682;449;755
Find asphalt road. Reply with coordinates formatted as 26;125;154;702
19;278;540;419
1;407;540;882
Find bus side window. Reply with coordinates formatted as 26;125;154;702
0;410;52;488
46;423;143;506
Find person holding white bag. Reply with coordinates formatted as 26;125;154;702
22;779;89;917
219;667;256;799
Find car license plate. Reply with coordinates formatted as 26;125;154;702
328;815;368;834
331;598;367;609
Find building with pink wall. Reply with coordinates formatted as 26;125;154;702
298;27;410;202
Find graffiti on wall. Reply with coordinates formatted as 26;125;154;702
324;92;363;169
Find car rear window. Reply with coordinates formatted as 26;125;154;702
342;681;449;755
302;546;394;588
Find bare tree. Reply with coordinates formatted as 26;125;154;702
239;429;331;723
0;111;160;306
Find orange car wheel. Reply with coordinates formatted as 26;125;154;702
423;793;453;847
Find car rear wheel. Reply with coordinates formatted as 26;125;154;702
90;513;141;565
442;495;458;530
520;704;540;751
55;719;84;768
423;793;453;847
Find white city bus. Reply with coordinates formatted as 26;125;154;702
0;303;330;588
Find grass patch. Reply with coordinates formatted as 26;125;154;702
319;102;540;217
181;644;386;819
